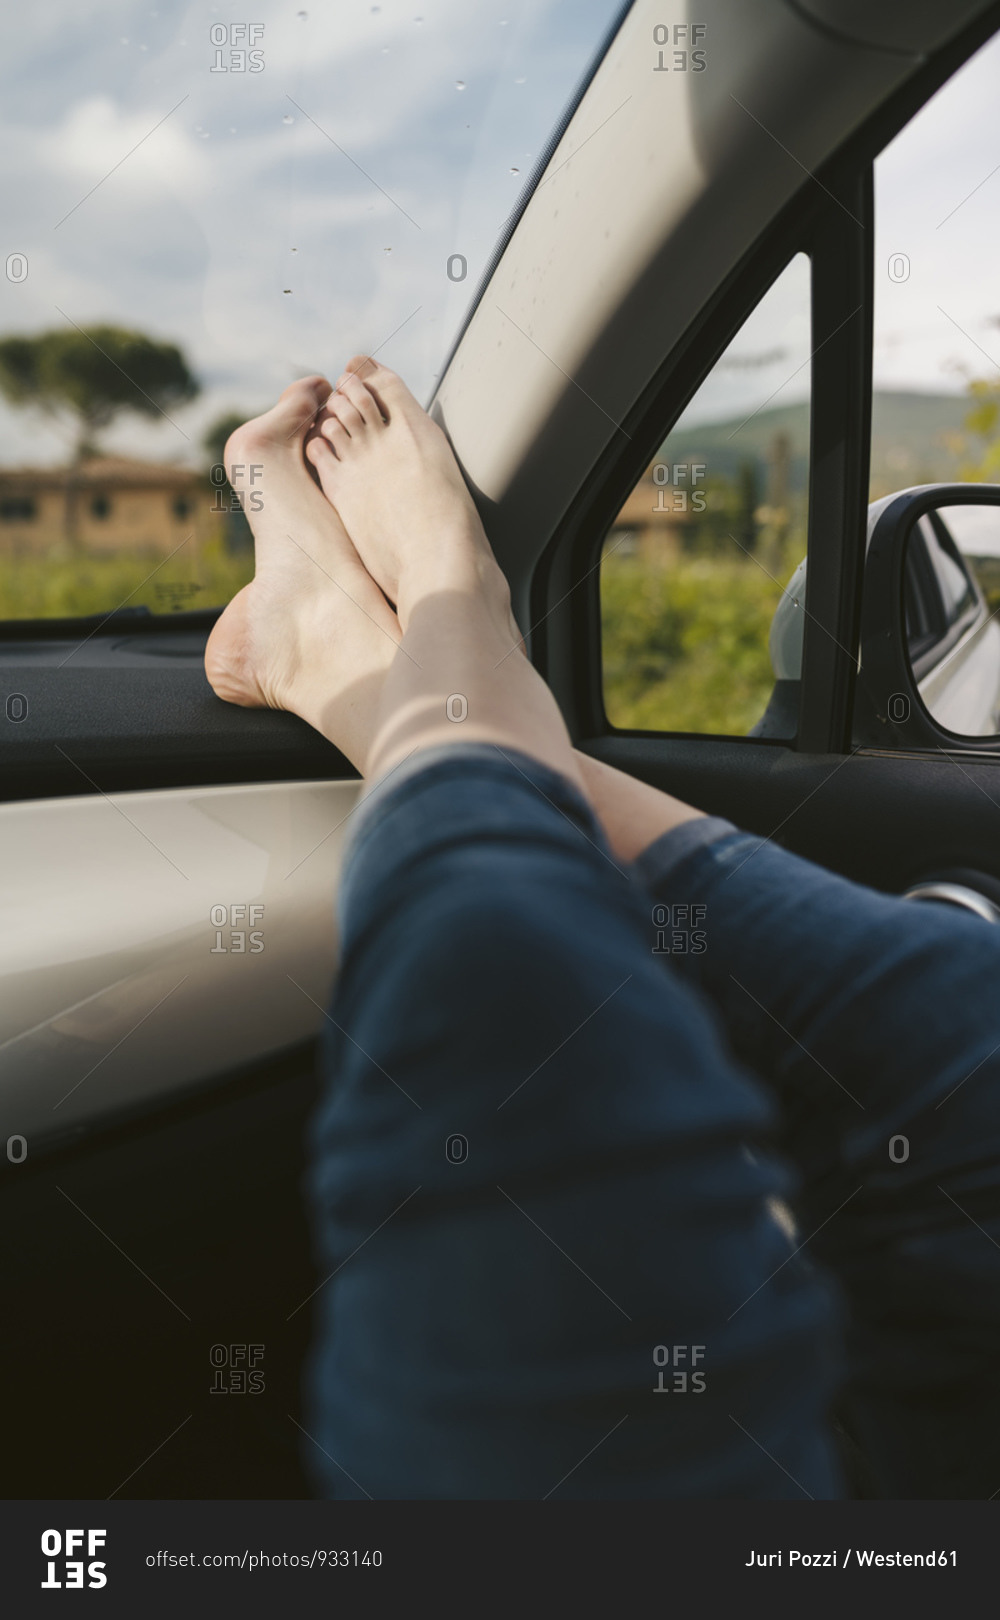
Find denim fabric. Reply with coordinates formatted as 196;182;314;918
306;746;842;1499
637;825;1000;1498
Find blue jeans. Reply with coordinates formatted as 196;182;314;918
306;747;1000;1498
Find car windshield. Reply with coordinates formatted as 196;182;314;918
0;0;620;620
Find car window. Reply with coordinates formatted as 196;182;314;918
872;30;1000;502
0;1;622;622
904;540;938;661
873;30;1000;735
923;516;978;626
934;502;1000;628
599;252;810;737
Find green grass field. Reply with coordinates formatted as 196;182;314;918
0;537;254;620
601;543;804;735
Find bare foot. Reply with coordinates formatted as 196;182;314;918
305;355;517;639
204;375;402;770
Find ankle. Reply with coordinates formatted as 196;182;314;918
395;529;510;633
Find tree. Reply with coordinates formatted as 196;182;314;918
0;324;199;460
952;376;1000;483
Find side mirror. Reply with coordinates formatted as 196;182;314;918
854;483;1000;747
765;484;1000;748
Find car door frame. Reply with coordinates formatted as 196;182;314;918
520;3;1000;768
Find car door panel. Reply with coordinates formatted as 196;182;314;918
583;734;1000;899
0;778;358;1149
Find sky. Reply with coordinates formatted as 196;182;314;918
1;5;999;468
874;28;1000;397
0;0;619;468
681;27;1000;430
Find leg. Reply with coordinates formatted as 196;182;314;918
574;753;1000;1496
306;745;841;1498
208;366;841;1498
632;821;1000;1497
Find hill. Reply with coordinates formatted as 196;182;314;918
657;389;976;497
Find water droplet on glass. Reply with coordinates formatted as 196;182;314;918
455;80;465;90
291;247;298;253
509;167;519;175
121;37;129;45
371;4;380;10
297;9;308;17
283;289;292;295
229;126;237;134
514;76;526;85
283;114;294;124
383;246;392;254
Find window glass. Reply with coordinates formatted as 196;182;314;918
875;30;1000;740
600;252;810;736
872;31;1000;500
0;0;621;620
935;503;1000;626
924;519;977;626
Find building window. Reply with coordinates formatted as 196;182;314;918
0;496;37;522
90;494;111;520
172;496;192;521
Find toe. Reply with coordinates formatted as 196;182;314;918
305;434;340;502
336;370;383;425
319;415;352;457
327;389;368;438
339;354;407;420
225;375;331;470
275;375;332;444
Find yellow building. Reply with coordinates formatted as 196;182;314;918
0;458;220;555
610;460;694;563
